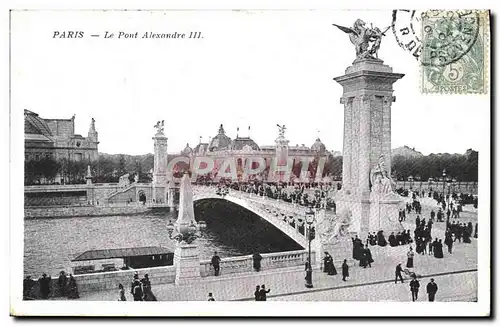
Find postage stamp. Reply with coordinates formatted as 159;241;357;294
420;10;490;94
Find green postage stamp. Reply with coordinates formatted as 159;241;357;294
420;10;490;94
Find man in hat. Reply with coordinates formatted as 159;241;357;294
130;272;139;295
258;284;271;301
39;273;51;299
395;263;404;284
342;259;349;281
210;251;222;276
409;276;420;302
426;278;438;302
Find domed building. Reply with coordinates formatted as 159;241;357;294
208;124;232;152
311;138;326;154
181;143;193;156
231;136;260;152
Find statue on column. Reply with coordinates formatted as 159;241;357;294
154;120;165;135
276;124;287;139
333;19;390;60
370;155;393;194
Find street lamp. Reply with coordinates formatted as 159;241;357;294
442;169;447;199
305;206;316;288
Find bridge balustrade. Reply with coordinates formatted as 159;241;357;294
199;249;314;277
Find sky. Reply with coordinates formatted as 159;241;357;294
11;10;490;156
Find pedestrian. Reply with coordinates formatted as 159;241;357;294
57;271;68;297
258;284;271;301
118;283;126;301
38;273;51;299
66;274;79;299
426;278;438;302
364;244;373;267
342;259;349;281
23;276;36;300
207;292;215;301
428;237;434;255
130;272;139;295
252;252;263;272
409;276;420;302
254;285;261;301
210;251;222;276
323;252;331;273
131;279;143;301
395;263;404;284
141;274;157;301
406;247;415;268
445;234;453;254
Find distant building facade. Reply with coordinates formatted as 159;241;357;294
178;124;335;183
24;109;99;162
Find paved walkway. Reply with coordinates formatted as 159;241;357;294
73;197;478;302
78;239;476;301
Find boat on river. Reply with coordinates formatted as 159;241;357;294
70;246;174;275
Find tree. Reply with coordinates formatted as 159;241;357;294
118;154;126;177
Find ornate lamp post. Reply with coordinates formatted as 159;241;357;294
166;219;207;244
305;206;316;288
442;169;447;199
166;172;207;284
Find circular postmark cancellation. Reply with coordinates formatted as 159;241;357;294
392;10;423;60
420;10;480;67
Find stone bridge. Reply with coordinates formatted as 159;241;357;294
192;185;332;250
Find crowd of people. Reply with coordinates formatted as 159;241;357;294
23;271;79;300
200;180;338;211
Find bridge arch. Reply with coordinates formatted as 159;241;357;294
192;187;309;248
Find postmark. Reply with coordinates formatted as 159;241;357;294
420;10;489;94
391;10;423;60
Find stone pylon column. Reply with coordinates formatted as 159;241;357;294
334;58;404;235
153;130;168;204
174;173;201;285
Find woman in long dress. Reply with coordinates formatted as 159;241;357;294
434;240;444;258
66;274;79;299
327;255;337;276
323;252;330;273
118;283;127;301
142;274;157;301
406;247;415;268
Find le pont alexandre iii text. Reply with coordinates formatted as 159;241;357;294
52;31;203;39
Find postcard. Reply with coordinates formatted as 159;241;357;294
10;8;490;317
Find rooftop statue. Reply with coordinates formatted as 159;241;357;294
276;124;287;138
333;19;390;61
154;120;165;135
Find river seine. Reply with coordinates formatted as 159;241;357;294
24;199;302;277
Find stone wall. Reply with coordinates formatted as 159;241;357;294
200;250;315;277
24;205;150;219
74;265;176;293
28;250;315;295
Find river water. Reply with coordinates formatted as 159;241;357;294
24;199;302;277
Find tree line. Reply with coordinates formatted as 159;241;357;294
24;150;478;185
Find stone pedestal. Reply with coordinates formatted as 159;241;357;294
174;243;201;285
322;233;356;265
334;58;404;236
